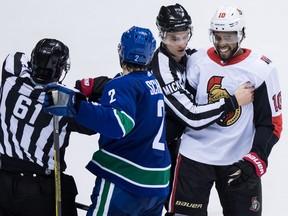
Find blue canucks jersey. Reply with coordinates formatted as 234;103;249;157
75;70;171;197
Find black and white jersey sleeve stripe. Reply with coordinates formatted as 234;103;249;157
152;47;226;130
0;52;94;171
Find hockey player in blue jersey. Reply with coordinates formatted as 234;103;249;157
43;26;171;216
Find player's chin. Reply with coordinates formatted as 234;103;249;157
217;48;233;60
219;52;231;61
177;50;186;57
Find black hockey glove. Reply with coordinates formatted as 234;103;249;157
227;152;267;190
75;76;111;103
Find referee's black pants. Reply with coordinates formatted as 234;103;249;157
0;155;78;216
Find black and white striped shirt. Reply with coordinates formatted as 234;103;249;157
151;45;235;142
0;52;94;171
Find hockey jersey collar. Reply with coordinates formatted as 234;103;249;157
207;47;251;66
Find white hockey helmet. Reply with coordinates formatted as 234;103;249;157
209;6;246;42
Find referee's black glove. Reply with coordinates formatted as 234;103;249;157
227;152;266;190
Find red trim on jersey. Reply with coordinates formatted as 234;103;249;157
168;154;182;213
207;47;252;66
272;114;283;138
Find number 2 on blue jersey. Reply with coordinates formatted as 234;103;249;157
152;99;165;151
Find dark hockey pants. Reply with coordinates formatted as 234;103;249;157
0;156;78;216
168;154;262;216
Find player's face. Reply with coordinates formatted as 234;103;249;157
212;31;239;60
162;30;191;62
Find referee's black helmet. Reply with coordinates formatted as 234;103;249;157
31;38;70;83
156;3;192;33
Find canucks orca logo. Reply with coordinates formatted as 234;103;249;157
207;76;241;126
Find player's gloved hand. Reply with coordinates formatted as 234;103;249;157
43;83;86;117
75;76;111;102
227;152;267;190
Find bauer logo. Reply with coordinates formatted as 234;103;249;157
175;200;203;209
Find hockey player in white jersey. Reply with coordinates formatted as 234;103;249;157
152;4;253;214
168;6;283;216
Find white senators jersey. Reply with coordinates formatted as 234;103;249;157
180;47;282;165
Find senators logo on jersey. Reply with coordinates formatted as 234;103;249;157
207;76;241;126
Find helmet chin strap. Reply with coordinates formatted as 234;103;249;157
58;70;68;84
